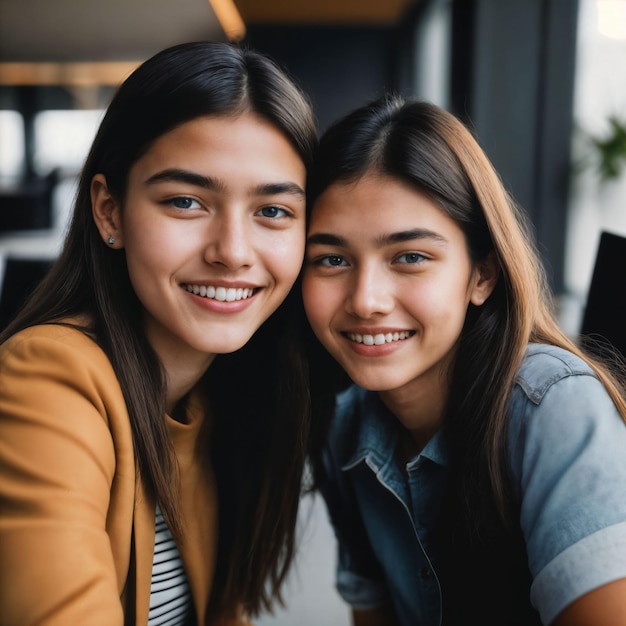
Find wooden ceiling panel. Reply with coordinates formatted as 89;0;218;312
234;0;418;25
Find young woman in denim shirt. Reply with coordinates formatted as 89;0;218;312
303;96;626;625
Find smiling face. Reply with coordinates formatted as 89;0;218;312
303;172;496;413
92;112;306;377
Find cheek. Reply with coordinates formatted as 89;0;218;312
405;277;470;322
121;208;172;263
302;277;335;332
122;224;188;304
124;232;173;283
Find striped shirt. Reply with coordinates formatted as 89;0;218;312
148;506;192;626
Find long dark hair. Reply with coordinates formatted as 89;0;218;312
306;95;626;619
0;41;317;618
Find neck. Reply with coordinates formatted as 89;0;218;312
164;354;214;415
142;321;215;415
378;375;448;456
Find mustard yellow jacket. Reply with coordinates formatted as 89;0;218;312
0;323;247;625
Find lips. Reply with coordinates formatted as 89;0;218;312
183;284;257;302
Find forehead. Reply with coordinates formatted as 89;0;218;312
130;113;306;187
309;173;462;239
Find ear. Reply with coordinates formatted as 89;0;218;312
91;173;123;248
470;250;499;306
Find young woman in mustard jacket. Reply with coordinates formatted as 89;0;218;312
0;42;316;625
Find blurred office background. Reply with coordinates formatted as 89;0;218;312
1;1;625;623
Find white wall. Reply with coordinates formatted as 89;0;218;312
562;0;626;334
256;494;350;626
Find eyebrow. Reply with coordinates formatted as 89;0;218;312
307;228;448;247
379;228;448;246
255;182;306;198
307;233;347;246
145;168;305;198
145;169;224;191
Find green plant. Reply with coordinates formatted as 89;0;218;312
591;115;626;182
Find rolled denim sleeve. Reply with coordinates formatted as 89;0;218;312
336;560;390;609
511;370;626;624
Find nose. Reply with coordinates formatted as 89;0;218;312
346;263;394;319
204;210;254;270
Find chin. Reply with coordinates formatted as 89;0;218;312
196;333;255;356
211;341;253;355
343;371;399;393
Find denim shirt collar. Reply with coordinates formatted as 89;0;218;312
339;387;449;474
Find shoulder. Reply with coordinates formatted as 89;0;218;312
2;321;99;348
0;323;124;422
1;322;112;375
514;343;596;405
2;322;99;354
506;344;625;519
508;343;620;456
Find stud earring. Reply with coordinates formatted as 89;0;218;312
108;236;115;245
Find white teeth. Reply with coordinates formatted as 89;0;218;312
347;331;412;345
185;284;254;301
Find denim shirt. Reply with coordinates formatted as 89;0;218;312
319;344;626;625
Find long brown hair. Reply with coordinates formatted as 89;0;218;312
0;42;317;617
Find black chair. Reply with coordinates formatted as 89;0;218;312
580;230;626;360
0;258;54;330
0;169;60;233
